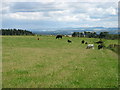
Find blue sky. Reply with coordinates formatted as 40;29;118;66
1;0;118;31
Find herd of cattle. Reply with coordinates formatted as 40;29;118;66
54;35;105;50
81;40;104;49
37;35;119;50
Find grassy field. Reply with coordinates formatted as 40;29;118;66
2;35;118;88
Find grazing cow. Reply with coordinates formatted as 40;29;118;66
86;44;94;49
95;41;103;44
85;42;88;44
67;40;72;43
81;40;85;44
37;38;39;40
98;44;104;49
56;35;62;39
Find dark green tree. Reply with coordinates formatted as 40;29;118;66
99;32;109;38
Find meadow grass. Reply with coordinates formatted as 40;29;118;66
2;36;118;88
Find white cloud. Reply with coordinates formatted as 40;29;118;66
1;1;118;28
3;0;119;2
75;14;101;21
3;0;55;2
57;16;78;22
48;11;101;22
4;12;50;20
1;2;12;14
49;9;70;15
87;6;117;18
106;7;117;15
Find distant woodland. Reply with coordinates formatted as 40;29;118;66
72;31;119;40
0;29;34;35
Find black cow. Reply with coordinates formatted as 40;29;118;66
81;40;85;44
85;42;88;44
95;41;103;44
67;40;72;43
56;35;62;39
37;38;39;40
98;44;104;49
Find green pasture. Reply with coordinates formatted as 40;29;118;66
2;36;118;88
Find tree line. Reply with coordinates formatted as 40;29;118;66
72;31;119;40
0;29;119;40
0;29;34;35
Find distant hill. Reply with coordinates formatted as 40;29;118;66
32;27;118;35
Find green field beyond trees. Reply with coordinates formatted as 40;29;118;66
2;36;118;88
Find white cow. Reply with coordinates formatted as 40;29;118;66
86;44;94;49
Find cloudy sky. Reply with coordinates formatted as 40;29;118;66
1;0;119;31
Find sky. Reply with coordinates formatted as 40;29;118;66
1;0;119;31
